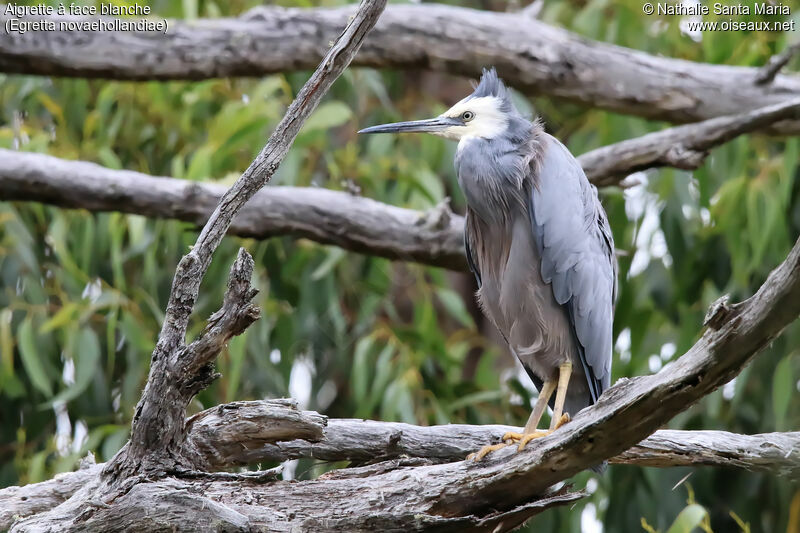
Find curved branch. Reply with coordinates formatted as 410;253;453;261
0;149;468;271
2;4;800;133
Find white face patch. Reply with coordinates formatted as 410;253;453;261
432;96;508;142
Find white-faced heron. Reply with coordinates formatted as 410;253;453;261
359;69;617;460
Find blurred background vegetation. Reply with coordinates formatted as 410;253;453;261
1;0;798;532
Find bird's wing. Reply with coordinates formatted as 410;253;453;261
464;209;482;288
528;135;617;400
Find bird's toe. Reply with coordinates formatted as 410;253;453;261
553;413;570;429
516;430;551;451
467;442;510;461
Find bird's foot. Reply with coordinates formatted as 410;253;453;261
467;414;572;460
551;412;571;430
467;442;511;461
515;413;570;450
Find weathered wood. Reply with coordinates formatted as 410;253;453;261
7;0;800;527
612;430;800;478
0;463;101;530
98;0;388;483
583;98;800;186
755;41;800;85
4;406;799;529
182;399;328;471
0;149;468;271
2;4;800;133
177;399;800;478
181;402;800;478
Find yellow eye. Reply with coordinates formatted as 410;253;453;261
461;111;475;121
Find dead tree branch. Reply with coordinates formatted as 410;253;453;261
178;400;800;479
0;149;468;271
755;41;800;85
2;4;800;133
99;0;387;482
582;98;800;186
5;0;800;528
3;403;799;530
3;98;799;270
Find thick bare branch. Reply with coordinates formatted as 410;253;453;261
0;149;468;271
3;406;797;530
182;399;327;471
611;430;800;477
582;98;800;186
0;464;101;531
104;0;388;480
179;400;800;478
2;4;800;133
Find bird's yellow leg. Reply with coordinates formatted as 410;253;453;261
550;361;572;430
502;379;556;441
469;379;557;461
518;363;572;451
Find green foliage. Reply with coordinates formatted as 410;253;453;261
641;484;752;533
1;1;798;532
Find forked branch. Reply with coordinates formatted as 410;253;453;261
98;0;388;482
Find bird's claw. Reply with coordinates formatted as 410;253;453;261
516;429;552;451
467;442;511;461
552;412;570;429
468;413;573;460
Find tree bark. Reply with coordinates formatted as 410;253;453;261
4;398;798;531
2;4;800;133
0;149;468;271
6;1;800;529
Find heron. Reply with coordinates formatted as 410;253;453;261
359;69;617;460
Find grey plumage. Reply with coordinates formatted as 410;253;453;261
360;68;617;456
459;70;616;418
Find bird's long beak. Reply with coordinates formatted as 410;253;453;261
358;116;461;134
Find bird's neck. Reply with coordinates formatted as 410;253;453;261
455;124;544;224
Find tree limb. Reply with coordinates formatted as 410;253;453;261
0;149;468;271
3;98;798;269
7;0;800;527
583;98;800;186
180;400;800;479
755;41;800;85
2;4;800;133
3;400;797;530
101;0;388;482
57;232;795;530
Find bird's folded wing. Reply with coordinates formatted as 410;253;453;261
528;135;617;400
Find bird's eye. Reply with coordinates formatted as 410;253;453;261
461;111;475;121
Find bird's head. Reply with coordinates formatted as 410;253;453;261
358;68;521;142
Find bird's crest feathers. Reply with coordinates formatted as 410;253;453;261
470;68;512;104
